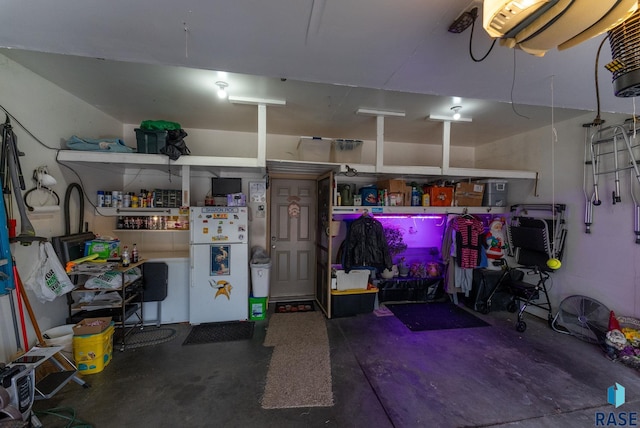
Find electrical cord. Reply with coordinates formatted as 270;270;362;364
468;16;497;63
510;50;530;119
592;35;610;126
34;406;93;428
0;103;57;151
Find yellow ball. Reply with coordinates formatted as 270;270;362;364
546;258;561;270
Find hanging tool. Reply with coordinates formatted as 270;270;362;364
12;260;28;351
0;115;39;243
583;124;595;233
587;121;640;240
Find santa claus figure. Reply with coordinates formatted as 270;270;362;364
485;218;506;270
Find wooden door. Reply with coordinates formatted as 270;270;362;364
315;173;333;317
269;178;317;300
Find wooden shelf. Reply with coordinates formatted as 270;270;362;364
331;206;507;216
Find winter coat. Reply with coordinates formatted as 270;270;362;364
343;215;392;272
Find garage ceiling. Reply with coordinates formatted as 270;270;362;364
0;0;633;147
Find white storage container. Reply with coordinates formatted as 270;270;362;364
331;139;363;164
297;137;332;162
480;180;508;207
336;269;370;291
251;262;272;297
43;324;76;360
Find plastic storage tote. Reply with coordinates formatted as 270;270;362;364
480;180;508;207
135;128;168;154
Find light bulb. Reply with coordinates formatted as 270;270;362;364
451;105;462;120
215;81;228;99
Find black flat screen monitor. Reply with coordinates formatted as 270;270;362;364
51;232;96;265
211;178;241;196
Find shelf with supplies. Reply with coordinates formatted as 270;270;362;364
67;259;146;351
331;206;507;216
96;207;189;216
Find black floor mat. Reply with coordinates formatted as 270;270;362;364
182;321;254;345
386;302;490;331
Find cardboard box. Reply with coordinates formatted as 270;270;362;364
454;182;485;207
84;239;120;260
73;317;113;336
377;179;410;206
429;186;454;206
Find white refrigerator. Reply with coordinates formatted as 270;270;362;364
189;207;249;324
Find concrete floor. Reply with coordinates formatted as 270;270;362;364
31;303;640;428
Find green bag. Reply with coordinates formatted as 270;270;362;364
140;120;182;131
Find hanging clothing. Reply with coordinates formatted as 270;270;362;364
453;215;485;269
441;217;460;296
343;215;392;272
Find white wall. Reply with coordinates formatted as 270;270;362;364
0;53;123;362
477;111;640;318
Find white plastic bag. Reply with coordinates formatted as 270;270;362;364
83;267;141;289
23;242;75;303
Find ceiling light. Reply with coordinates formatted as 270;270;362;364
451;106;462;120
215;81;228;99
427;107;472;122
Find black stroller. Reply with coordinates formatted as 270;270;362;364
504;204;567;332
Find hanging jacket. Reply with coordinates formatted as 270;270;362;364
343;215;392;272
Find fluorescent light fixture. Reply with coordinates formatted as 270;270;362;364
228;96;286;106
356;108;406;117
427;114;472;122
215;81;228;99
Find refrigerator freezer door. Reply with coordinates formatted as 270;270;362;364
190;207;248;244
189;242;249;324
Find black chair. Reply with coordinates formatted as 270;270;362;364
141;262;168;327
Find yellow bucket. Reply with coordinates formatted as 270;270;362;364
73;324;114;374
